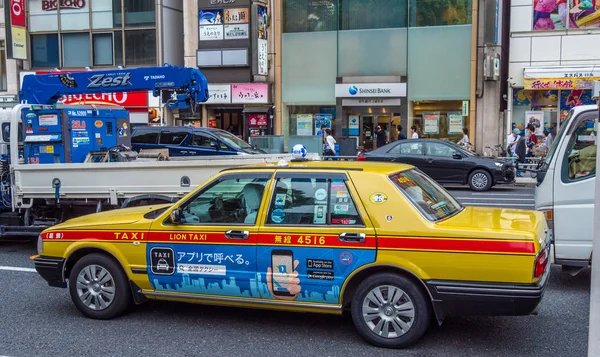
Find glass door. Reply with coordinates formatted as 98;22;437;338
360;115;373;150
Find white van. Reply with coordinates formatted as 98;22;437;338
535;105;598;274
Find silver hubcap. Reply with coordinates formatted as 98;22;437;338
362;285;415;339
76;265;115;311
472;173;488;189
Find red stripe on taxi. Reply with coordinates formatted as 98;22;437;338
378;236;535;255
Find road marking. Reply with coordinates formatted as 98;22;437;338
455;197;535;202
460;203;535;207
471;192;534;197
0;265;36;273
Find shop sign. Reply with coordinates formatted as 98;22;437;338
42;0;87;11
524;78;600;90
10;0;26;26
0;95;18;103
9;0;27;60
231;83;268;104
423;112;440;134
335;83;407;98
296;114;313;136
210;0;236;4
342;98;401;107
462;101;469;116
257;39;268;75
224;24;249;39
205;84;231;104
224;8;248;24
447;112;464;134
199;9;224;25
200;25;224;41
248;114;268;127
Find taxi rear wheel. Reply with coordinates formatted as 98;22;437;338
350;273;431;349
68;253;132;320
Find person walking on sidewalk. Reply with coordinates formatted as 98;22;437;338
512;128;526;177
375;125;387;148
396;125;407;140
410;125;419;139
324;128;336;159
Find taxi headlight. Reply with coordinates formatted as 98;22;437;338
37;235;43;255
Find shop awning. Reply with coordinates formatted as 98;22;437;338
524;65;600;90
242;106;272;113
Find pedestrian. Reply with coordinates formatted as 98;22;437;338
317;124;327;152
513;128;526;177
507;129;519;156
375;125;387;148
410;125;419;139
457;127;471;150
396;125;407;140
324;128;336;159
526;124;538;157
543;129;553;148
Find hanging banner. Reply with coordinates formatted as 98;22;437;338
447;112;464;134
314;114;332;136
423;112;440;134
525;111;545;136
8;0;27;60
296;114;313;136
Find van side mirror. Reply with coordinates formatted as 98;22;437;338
210;141;219;150
171;208;182;224
452;152;462;159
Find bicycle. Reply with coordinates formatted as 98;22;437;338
483;144;508;158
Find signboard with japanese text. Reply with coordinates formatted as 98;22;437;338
224;24;249;39
205;84;232;104
349;115;360;136
423;112;440;134
248;113;268;127
8;0;27;60
200;25;224;41
296;114;313;136
257;39;268;75
224;8;249;24
447;112;464;134
231;83;268;104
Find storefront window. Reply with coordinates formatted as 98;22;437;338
31;34;60;69
409;0;472;27
287;106;336;136
340;0;407;29
125;30;156;66
92;0;114;29
124;0;156;27
284;0;338;33
62;33;91;68
93;34;114;66
410;100;467;142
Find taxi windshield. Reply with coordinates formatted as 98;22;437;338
389;169;463;221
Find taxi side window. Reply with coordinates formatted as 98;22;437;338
179;176;269;225
561;111;597;182
266;176;363;226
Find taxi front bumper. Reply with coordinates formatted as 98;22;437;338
426;264;550;320
33;256;67;288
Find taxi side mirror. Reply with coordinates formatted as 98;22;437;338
171;208;182;224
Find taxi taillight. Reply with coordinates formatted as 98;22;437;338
533;246;549;279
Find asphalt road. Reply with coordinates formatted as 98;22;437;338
447;185;536;210
0;186;589;357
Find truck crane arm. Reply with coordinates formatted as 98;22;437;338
18;64;209;109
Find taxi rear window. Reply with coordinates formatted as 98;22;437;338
389;169;462;221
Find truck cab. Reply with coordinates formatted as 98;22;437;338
535;105;597;271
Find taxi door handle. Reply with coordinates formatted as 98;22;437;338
339;232;366;243
225;230;249;240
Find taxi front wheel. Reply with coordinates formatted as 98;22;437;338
68;253;132;320
350;273;431;349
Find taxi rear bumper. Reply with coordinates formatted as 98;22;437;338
426;267;550;320
34;256;67;288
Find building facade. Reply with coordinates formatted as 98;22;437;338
276;0;476;152
15;0;184;127
183;0;274;140
0;1;21;108
507;0;600;143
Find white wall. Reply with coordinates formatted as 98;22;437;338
161;1;184;66
508;3;600;86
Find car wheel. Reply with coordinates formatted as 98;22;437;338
469;169;492;191
350;273;431;349
68;253;132;320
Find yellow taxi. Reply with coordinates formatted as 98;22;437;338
33;160;551;349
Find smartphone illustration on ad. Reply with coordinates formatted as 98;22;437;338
271;250;294;297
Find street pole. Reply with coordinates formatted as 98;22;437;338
589;83;600;357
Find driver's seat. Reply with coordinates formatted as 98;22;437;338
242;183;265;224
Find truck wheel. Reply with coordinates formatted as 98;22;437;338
68;253;132;320
350;273;431;349
469;169;492;191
